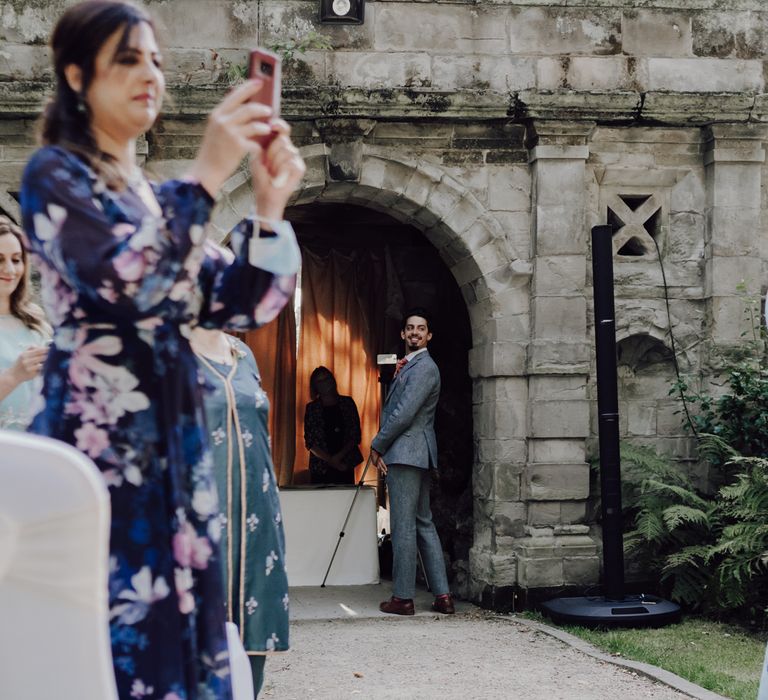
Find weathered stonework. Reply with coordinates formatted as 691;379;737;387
2;0;768;608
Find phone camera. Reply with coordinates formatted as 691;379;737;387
260;62;273;77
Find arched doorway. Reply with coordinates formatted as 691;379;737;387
286;202;474;588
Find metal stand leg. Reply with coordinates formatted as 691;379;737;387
320;454;374;588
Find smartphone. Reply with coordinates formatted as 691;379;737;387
248;48;282;148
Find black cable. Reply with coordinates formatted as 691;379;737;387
650;235;699;440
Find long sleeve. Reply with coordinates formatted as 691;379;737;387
372;365;439;454
20;146;214;319
196;219;300;331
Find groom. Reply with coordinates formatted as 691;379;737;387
371;308;454;616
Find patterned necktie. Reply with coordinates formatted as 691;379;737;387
393;357;408;378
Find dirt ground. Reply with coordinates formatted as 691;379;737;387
260;611;688;700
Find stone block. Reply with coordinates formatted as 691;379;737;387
535;57;564;90
432;55;536;93
528;502;562;527
656;400;686;436
529;376;588;401
474;314;530;346
326;51;431;89
560;501;587;525
154;1;247;48
469;341;528;378
563;556;600;585
530;401;590;438
529;439;586;464
474;398;528;439
493;463;523;502
517;556;564;588
705;255;762;296
508;7;621;55
566;57;630;91
493;502;527;538
706;161;763;208
533;296;586;340
476;438;528;465
532;159;587;209
532;255;586;296
692;12;768;60
666;212;705;262
445;194;486;236
375;4;508;54
524;463;590;501
492;211;532;260
553;534;598;556
622;10;693;57
534;204;588;255
646;58;764;93
627;401;657;436
709;295;758;342
528;340;591;375
487;166;531;212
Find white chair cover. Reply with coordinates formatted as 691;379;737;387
0;430;117;700
226;621;255;700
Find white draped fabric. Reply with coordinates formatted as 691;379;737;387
0;430;117;700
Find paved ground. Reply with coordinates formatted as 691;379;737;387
259;585;691;700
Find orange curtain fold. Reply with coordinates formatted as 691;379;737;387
243;302;297;486
293;249;382;485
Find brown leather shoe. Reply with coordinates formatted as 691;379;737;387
379;596;415;616
432;594;455;614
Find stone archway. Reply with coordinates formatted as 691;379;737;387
215;149;532;601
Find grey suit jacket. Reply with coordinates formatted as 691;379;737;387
371;350;440;470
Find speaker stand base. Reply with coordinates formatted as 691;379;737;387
541;594;681;628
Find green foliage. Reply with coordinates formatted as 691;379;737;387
270;31;333;63
618;282;768;620
223;31;333;86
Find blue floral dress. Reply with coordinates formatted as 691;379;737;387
20;145;300;700
196;337;289;657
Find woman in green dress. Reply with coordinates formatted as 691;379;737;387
0;217;50;430
191;324;289;697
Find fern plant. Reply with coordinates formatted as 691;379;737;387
620;443;718;607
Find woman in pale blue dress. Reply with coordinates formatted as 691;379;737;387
0;217;50;430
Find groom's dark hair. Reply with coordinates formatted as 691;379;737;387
401;307;432;331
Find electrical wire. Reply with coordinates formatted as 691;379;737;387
650;235;699;440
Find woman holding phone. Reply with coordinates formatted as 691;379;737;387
0;216;51;430
20;1;304;698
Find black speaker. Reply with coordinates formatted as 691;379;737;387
320;0;365;24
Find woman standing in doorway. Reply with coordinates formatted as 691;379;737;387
20;1;304;697
304;366;363;485
0;217;50;430
191;324;289;698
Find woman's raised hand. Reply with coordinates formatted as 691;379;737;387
185;80;276;198
250;120;306;224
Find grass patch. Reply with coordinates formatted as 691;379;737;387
523;613;764;700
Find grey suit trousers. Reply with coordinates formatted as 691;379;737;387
387;464;449;599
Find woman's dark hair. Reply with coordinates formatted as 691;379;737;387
309;366;337;400
401;307;432;331
0;217;48;333
41;0;154;186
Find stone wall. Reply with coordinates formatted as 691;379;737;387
1;0;767;608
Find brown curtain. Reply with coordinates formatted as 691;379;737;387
243;302;297;486
293;249;382;485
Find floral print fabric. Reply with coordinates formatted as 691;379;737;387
196;338;289;655
19;146;299;700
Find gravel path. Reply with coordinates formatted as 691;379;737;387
261;612;689;699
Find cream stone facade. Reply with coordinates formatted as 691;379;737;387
1;0;767;609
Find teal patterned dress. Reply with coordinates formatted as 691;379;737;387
196;337;289;657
